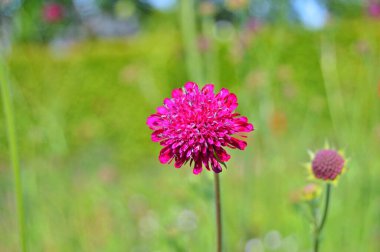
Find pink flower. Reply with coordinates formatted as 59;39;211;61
312;149;345;181
147;82;254;174
43;3;64;23
368;1;380;18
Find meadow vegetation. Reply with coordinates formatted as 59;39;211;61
1;16;380;251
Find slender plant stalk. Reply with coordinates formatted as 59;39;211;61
214;173;222;252
0;56;27;252
179;0;204;83
313;183;332;252
320;36;346;139
201;16;218;83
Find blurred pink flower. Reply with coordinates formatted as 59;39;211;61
368;1;380;18
246;18;261;33
197;36;210;53
199;1;217;16
147;82;254;174
43;3;64;23
312;149;345;181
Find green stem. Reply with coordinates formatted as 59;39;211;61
320;35;346;139
179;0;204;83
0;56;27;252
313;183;332;252
214;173;222;252
319;184;331;233
201;16;218;83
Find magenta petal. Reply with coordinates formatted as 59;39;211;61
147;115;162;129
193;160;203;175
245;123;254;132
216;88;230;99
201;84;214;95
156;106;167;114
212;163;222;173
175;157;186;168
193;167;202;175
211;157;222;173
229;138;247;150
215;148;231;162
225;93;238;111
172;88;183;98
236;116;248;123
151;129;164;142
164;98;175;109
233;117;254;132
159;146;174;164
184;82;199;93
202;156;211;170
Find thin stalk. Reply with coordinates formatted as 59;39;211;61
214;173;222;252
320;35;346;140
313;232;320;252
179;0;204;83
319;183;331;233
313;183;332;252
201;16;218;83
0;56;27;252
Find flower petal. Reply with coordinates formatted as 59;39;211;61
229;137;247;150
193;159;203;175
216;88;230;100
225;93;238;111
233;117;254;132
156;106;167;114
164;98;175;109
147;115;162;129
174;156;187;168
184;82;199;93
172;88;183;98
215;147;231;162
211;157;222;173
201;84;214;95
159;146;174;164
151;129;164;142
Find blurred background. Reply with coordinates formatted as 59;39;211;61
0;0;380;251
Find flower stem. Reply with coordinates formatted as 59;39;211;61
214;173;222;252
319;183;331;233
313;183;332;252
0;56;27;252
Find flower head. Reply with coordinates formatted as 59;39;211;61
309;149;346;181
301;183;322;201
199;1;217;16
147;82;254;174
368;1;380;18
43;3;64;23
226;0;248;10
291;183;322;204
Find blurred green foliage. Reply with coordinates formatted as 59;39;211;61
1;13;380;252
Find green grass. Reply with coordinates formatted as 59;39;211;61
1;17;380;251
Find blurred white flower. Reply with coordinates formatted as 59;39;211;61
176;209;198;232
282;235;299;252
264;230;282;250
139;211;159;238
245;238;264;252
